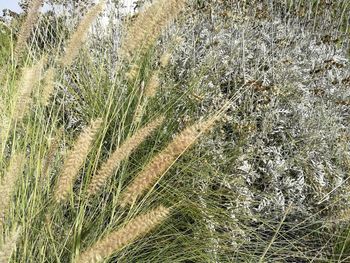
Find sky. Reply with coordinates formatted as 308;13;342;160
0;1;22;13
0;0;135;14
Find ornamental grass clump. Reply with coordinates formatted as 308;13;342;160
0;0;197;262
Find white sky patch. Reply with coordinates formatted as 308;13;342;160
0;0;136;37
91;0;135;14
0;0;136;15
121;0;136;14
96;0;136;35
0;1;22;13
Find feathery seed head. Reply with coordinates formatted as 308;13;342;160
0;153;25;221
144;72;160;98
160;52;172;68
133;103;145;125
126;64;140;81
86;116;164;197
15;58;45;120
0;226;21;262
119;117;217;207
14;0;44;61
0;116;10;146
54;118;102;203
75;205;170;263
41;67;56;106
121;0;187;60
41;133;61;181
60;0;106;67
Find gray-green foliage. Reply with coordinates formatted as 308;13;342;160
156;0;350;261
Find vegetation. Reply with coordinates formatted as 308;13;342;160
0;0;349;262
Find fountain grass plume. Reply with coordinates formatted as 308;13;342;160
60;0;106;67
121;0;187;60
15;57;46;120
14;0;44;61
119;116;217;207
54;119;102;202
75;205;170;263
86;116;164;197
0;226;21;262
0;153;25;222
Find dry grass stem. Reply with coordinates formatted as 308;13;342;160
119;117;216;207
60;0;106;67
87;116;164;197
75;205;170;263
54;119;102;202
